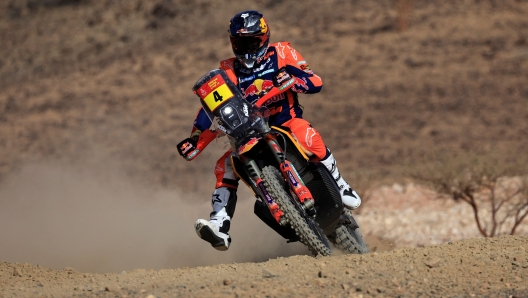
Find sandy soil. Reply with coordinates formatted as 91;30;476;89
1;0;528;297
1;236;528;297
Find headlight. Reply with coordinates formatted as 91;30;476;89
222;106;233;115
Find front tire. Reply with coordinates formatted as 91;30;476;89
332;209;369;254
261;166;332;256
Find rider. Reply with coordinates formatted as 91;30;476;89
177;10;361;251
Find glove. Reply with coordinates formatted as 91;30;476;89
177;137;200;161
254;68;294;108
272;67;294;89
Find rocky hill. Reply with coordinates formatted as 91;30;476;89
1;1;528;296
1;0;527;191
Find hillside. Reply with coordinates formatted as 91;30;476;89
1;1;528;296
1;0;527;191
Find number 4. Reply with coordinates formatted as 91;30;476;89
213;91;223;102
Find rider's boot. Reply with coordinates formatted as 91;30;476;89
319;150;361;210
195;187;237;251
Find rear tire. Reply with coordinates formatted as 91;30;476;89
332;210;369;254
261;166;332;256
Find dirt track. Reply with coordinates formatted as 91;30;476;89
1;236;527;297
1;0;528;297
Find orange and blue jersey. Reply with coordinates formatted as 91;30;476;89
191;42;323;148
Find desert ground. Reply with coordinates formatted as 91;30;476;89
1;0;528;297
1;236;527;297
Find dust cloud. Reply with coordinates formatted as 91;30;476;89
0;159;307;273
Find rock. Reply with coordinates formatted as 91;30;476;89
392;183;405;194
262;268;278;278
425;258;442;268
223;279;231;285
391;278;399;286
105;284;121;292
12;267;22;277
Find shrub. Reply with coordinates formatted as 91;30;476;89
412;153;528;237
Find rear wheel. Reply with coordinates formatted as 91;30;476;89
261;166;332;256
332;209;369;254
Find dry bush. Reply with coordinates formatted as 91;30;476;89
411;153;528;237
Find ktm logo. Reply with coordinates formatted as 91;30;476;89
263;51;275;60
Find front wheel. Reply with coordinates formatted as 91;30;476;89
261;166;332;256
332;209;369;254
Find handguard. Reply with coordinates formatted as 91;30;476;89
178;129;217;161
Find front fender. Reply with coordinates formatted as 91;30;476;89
237;137;261;155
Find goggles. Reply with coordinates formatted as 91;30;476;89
230;34;268;54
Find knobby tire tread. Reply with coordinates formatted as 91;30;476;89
261;166;332;256
333;209;369;254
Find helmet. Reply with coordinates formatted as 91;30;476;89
228;10;270;69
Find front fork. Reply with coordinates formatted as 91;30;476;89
241;133;316;225
242;158;286;225
264;133;316;213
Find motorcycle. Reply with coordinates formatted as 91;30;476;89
192;68;369;256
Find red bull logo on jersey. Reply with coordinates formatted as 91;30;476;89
242;79;274;98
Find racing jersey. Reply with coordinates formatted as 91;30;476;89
190;42;323;150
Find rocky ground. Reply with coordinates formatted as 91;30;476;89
1;236;528;297
1;0;528;297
